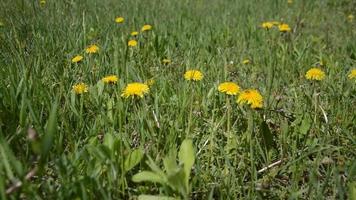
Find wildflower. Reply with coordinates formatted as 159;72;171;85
40;0;46;6
102;75;118;84
162;59;171;64
287;0;293;4
115;17;124;23
141;24;152;32
72;83;88;94
218;82;240;95
262;22;273;29
348;69;356;80
305;68;325;81
237;89;263;109
348;14;354;22
145;79;155;86
184;70;204;81
128;40;138;47
121;82;149;98
71;55;83;63
278;23;291;32
242;59;250;65
131;31;139;36
85;44;99;54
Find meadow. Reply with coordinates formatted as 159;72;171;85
0;0;356;199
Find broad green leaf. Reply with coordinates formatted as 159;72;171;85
349;182;356;200
124;148;144;172
41;100;58;159
163;149;178;175
138;195;179;200
178;139;195;191
167;167;187;197
147;155;165;177
103;133;114;150
260;121;276;151
132;171;165;184
299;114;311;135
97;80;105;96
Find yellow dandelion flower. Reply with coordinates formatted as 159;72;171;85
262;22;274;29
141;24;152;32
71;55;83;63
131;31;139;36
184;70;204;81
128;40;138;47
85;44;99;54
102;75;118;84
237;89;263;109
218;82;240;95
39;0;46;6
305;68;325;81
287;0;293;4
348;69;356;80
72;83;88;94
348;14;354;22
162;59;171;64
121;82;149;98
242;59;250;65
145;79;155;86
278;23;291;32
115;17;124;23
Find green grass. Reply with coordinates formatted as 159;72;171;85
0;0;356;199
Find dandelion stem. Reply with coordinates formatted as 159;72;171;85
313;82;318;126
226;97;231;133
246;109;256;196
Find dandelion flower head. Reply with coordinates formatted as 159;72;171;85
128;40;138;47
131;31;139;36
72;83;88;94
115;17;124;23
348;69;356;80
162;59;171;64
102;75;119;84
305;68;325;81
71;55;83;63
237;89;263;109
85;44;99;54
278;23;291;32
262;22;274;29
218;82;240;95
141;24;152;32
184;70;204;81
242;59;250;65
121;82;149;98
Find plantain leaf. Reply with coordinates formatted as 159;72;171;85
132;171;165;184
124;148;144;172
178;139;195;192
163;149;178;176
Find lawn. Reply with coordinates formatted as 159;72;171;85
0;0;356;199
